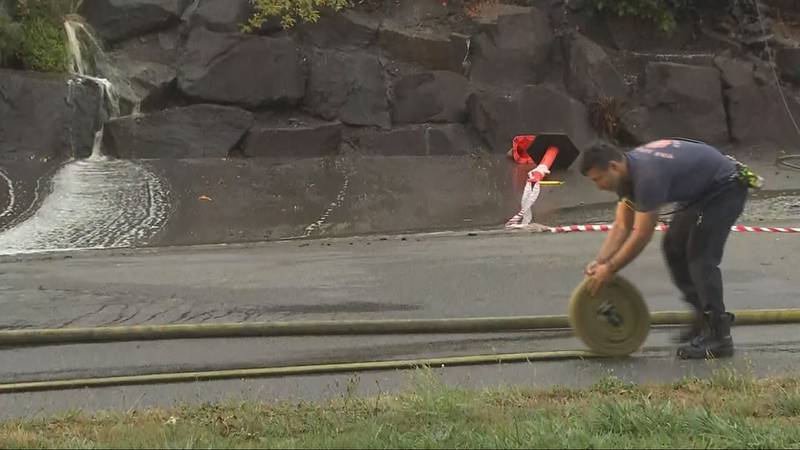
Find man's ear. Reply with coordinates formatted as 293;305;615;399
608;160;622;172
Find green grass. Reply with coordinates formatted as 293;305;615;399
2;369;800;449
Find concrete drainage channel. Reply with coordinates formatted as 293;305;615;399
2;308;800;394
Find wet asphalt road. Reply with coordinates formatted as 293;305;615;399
0;229;799;419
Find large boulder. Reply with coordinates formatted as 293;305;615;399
80;0;192;43
304;49;390;128
639;62;729;144
126;61;177;111
376;25;467;73
101;28;181;113
103;104;253;158
177;27;306;108
349;124;481;156
391;71;471;124
726;84;800;148
97;55;176;114
714;52;761;88
243;116;343;158
777;48;800;84
0;70;103;161
468;84;598;154
468;8;555;87
297;9;380;49
182;0;253;33
604;15;696;52
112;28;180;66
563;32;629;103
388;0;452;25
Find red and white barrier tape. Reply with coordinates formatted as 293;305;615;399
544;224;800;234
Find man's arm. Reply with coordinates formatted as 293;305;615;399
606;210;658;273
587;209;658;295
595;201;635;263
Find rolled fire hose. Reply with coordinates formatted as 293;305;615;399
568;275;651;356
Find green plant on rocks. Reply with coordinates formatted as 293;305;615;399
589;0;693;33
0;13;23;67
0;0;81;72
18;15;69;72
243;0;351;31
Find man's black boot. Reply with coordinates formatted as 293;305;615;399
677;312;735;360
672;309;708;343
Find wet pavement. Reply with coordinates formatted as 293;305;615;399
0;157;168;255
0;229;798;419
1;151;798;254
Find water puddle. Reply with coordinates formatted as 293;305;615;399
0;160;168;255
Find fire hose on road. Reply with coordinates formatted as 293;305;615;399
3;308;800;347
2;305;800;394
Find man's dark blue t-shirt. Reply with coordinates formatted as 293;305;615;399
623;139;736;212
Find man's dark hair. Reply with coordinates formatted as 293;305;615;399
579;143;624;176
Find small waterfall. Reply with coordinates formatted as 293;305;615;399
64;19;96;77
0;17;170;255
64;17;140;158
89;122;106;161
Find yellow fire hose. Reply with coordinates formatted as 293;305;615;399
2;309;800;347
0;350;601;395
1;307;799;394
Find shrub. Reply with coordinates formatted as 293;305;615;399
0;14;23;67
588;96;623;140
18;15;68;72
243;0;351;31
1;0;81;72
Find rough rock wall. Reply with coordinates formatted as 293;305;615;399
3;0;800;163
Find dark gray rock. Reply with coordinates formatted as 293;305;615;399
177;27;306;108
103;104;253;158
351;124;481;156
182;0;253;33
377;24;466;72
469;8;555;87
128;61;177;111
304;49;390;128
641;62;729;144
0;1;11;18
618;106;651;145
564;32;628;102
80;0;192;43
0;70;103;161
714;52;758;88
94;29;181;115
99;55;176;113
468;84;598;155
297;9;380;49
243;117;343;158
604;15;696;52
389;0;452;25
391;71;471;124
112;28;180;67
777;48;800;84
727;84;800;148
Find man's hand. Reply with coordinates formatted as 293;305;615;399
587;263;615;296
584;260;599;276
